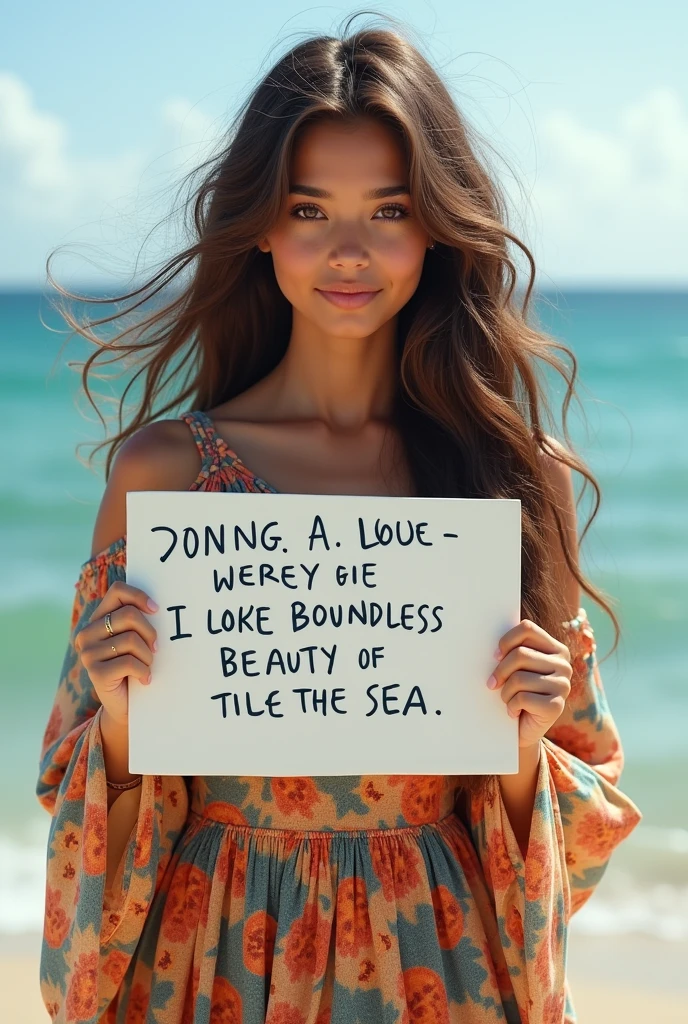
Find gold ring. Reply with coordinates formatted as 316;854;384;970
111;644;117;655
105;612;114;636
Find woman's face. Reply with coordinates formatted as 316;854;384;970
258;116;432;338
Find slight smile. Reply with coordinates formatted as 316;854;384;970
315;288;382;309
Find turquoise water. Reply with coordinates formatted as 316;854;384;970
1;287;687;938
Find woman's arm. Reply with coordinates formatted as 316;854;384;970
460;442;641;1021
35;425;198;1023
498;741;541;858
102;708;143;889
91;445;151;889
92;423;205;888
494;436;608;859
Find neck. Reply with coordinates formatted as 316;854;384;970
270;310;398;431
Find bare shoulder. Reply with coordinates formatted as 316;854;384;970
90;418;202;557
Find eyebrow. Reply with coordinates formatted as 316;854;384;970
288;184;410;200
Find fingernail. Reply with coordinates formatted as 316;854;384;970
152;640;158;653
147;598;159;611
493;647;503;661
487;674;497;689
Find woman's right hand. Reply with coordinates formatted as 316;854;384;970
74;581;159;729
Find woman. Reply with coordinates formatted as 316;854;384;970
37;15;641;1023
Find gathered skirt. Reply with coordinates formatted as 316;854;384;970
110;773;518;1024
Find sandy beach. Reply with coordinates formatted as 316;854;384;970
2;930;685;1022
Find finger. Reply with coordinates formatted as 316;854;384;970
81;631;154;674
88;580;158;624
89;652;152;687
489;647;563;689
496;618;564;659
500;670;571;706
78;582;158;654
77;605;158;656
99;605;157;650
507;690;566;721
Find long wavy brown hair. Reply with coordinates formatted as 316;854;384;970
46;12;620;788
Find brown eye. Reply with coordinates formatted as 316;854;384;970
374;204;409;220
290;204;323;220
290;203;410;221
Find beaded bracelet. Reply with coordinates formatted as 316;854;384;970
106;775;143;791
560;606;597;657
561;606;588;630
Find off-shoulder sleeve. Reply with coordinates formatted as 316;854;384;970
36;539;189;1023
467;606;642;1023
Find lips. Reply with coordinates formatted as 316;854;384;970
316;288;382;309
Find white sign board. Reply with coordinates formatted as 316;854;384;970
126;492;521;776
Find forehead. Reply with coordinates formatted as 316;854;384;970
290;117;408;188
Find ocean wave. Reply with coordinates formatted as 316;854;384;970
571;858;688;942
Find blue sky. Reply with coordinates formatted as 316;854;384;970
1;1;686;288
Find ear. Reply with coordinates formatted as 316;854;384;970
257;239;271;253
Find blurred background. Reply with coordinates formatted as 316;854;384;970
1;2;686;1021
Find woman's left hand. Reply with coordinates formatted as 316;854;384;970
487;619;573;749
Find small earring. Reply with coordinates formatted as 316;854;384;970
428;241;436;250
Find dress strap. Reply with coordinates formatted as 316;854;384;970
179;409;235;471
179;409;279;493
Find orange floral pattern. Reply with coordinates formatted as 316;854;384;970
400;776;443;824
243;910;278;975
270;777;321;819
44;885;71;949
65;951;99;1022
335;876;373;957
283;900;330;984
160;862;208;944
486;827;517;892
370;837;423;902
401;966;450;1024
82;801;107;876
209;976;242;1024
35;411;642;1024
265;1004;307;1024
431;884;464;949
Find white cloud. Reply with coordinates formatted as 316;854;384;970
0;72;145;224
160;98;218;165
529;88;688;281
0;74;224;283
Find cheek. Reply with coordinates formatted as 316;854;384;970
269;234;319;295
376;233;428;283
379;252;427;307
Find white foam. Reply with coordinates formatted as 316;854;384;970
571;879;688;941
627;824;688;854
0;820;49;934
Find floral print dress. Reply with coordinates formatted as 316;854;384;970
37;409;642;1024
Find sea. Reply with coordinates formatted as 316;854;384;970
1;287;687;943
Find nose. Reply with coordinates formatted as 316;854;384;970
328;244;370;270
